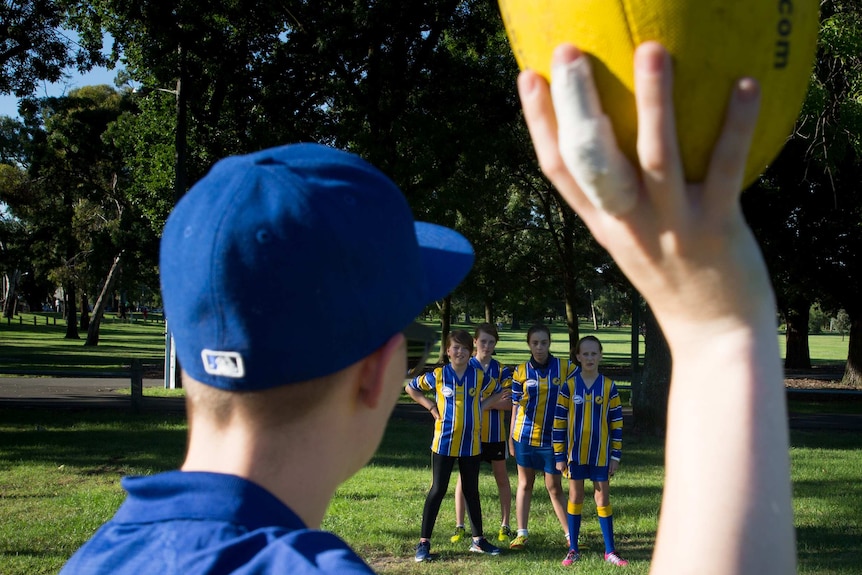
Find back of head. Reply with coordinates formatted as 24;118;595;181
160;143;474;393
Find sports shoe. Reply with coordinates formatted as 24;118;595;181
509;534;528;550
470;537;501;556
414;540;431;562
562;549;581;566
605;551;629;566
450;526;466;543
497;525;513;542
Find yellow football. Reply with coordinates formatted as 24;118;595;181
499;0;819;185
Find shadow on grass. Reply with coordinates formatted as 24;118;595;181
0;409;186;474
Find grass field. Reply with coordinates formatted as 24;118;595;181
0;313;851;375
0;409;859;575
0;312;166;375
0;313;858;572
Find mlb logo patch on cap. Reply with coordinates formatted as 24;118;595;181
202;350;246;378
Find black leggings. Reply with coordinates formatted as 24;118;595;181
421;452;483;539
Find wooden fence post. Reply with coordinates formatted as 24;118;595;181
130;359;143;413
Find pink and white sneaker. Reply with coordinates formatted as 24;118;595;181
605;551;629;566
561;549;580;566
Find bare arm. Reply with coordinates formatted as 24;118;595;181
482;388;512;411
405;384;440;421
517;42;794;574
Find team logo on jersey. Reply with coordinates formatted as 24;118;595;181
441;386;454;398
553;377;561;386
595;395;603;404
201;349;245;378
526;379;539;388
574;395;585;405
469;387;477;397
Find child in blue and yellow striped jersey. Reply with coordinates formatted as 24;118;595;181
508;324;576;551
451;323;514;544
553;335;627;567
406;329;507;562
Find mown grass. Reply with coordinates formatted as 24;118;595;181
0;409;860;574
0;312;166;375
0;314;850;376
0;314;857;573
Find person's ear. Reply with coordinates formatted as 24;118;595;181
355;333;405;409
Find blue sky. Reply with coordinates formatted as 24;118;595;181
0;65;121;120
1;30;121;120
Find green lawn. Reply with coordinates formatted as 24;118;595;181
0;313;857;573
0;312;166;375
0;314;850;376
0;409;859;575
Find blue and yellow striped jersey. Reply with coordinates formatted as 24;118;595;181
511;356;577;448
469;357;513;443
552;373;623;466
408;363;496;457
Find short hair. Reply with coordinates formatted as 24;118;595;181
447;329;474;353
526;323;551;343
473;322;499;342
576;335;603;354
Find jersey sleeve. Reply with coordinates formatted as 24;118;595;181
608;379;623;461
552;377;572;462
511;367;524;405
499;364;513;390
481;373;498;400
408;370;436;393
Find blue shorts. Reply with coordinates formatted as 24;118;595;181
513;440;560;475
568;464;610;482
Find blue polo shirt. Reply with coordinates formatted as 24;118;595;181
59;471;374;574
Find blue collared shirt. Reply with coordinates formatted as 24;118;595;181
60;471;374;574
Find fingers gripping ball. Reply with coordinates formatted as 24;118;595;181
551;55;639;215
499;0;819;186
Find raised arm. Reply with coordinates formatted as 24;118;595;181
517;42;794;574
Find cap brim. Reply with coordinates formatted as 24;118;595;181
415;222;474;302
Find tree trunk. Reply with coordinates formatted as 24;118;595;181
80;294;90;331
589;289;598;331
564;293;579;362
630;290;642;385
64;283;79;339
437;295;452;364
484;298;494;324
632;306;670;434
783;296;811;369
560;216;580;361
85;253;123;346
842;312;862;387
174;43;189;203
2;270;21;318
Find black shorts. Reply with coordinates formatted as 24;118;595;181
480;441;507;463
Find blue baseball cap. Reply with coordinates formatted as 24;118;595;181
159;143;474;391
